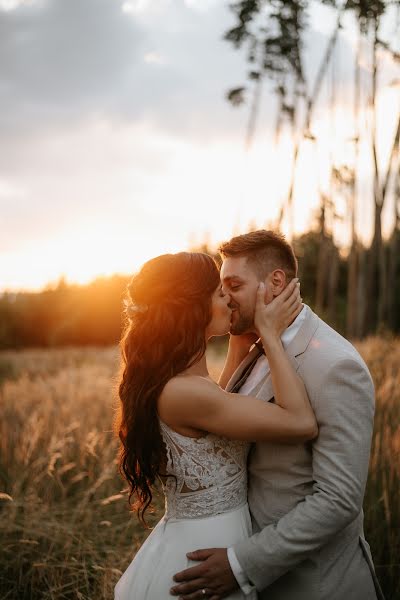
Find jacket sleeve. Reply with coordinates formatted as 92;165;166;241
233;358;375;591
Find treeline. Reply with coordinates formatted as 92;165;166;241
224;0;400;340
1;228;400;350
0;276;127;349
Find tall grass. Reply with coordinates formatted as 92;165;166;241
357;338;400;599
0;340;398;599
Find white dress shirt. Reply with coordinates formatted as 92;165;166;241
227;306;306;595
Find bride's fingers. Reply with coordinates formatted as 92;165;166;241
278;277;299;304
289;292;302;311
286;291;302;314
289;301;303;321
255;281;266;309
256;278;300;317
285;286;301;311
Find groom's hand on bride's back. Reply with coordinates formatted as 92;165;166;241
170;547;238;600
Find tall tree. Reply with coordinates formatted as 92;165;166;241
225;0;400;337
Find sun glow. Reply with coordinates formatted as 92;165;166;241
1;220;188;291
0;133;315;292
2;77;399;292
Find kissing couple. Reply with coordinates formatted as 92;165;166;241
114;230;384;600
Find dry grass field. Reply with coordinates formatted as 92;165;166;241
0;339;399;599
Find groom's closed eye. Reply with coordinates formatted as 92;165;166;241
228;280;243;289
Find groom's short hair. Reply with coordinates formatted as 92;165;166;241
219;229;298;281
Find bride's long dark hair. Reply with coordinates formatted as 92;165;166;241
116;252;220;523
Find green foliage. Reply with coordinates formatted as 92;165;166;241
0;275;129;350
1;227;399;349
225;0;307;111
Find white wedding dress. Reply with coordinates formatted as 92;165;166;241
114;419;257;599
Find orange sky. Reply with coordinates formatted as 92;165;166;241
1;0;399;291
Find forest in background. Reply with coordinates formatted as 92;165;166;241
1;222;400;351
222;0;400;339
2;1;400;348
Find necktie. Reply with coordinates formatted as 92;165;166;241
230;340;265;394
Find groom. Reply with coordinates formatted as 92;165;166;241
171;230;384;600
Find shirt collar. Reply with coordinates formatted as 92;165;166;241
281;304;306;348
255;304;306;353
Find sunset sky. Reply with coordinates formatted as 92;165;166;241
1;0;399;291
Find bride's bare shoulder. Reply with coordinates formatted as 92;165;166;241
161;374;218;401
158;375;221;429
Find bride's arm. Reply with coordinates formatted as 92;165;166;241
159;282;318;444
255;280;311;422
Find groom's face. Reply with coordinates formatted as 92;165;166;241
221;255;273;335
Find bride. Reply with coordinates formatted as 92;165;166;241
114;251;317;600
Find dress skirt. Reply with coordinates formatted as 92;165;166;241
114;502;257;599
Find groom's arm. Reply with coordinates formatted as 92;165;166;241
233;357;375;591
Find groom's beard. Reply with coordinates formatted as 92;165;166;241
230;308;255;335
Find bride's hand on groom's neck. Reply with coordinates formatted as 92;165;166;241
255;278;301;347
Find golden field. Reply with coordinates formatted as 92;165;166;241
0;340;399;600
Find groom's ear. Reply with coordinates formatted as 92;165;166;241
269;269;286;296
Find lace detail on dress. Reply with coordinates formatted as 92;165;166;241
159;420;249;519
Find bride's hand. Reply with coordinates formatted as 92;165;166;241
254;278;302;342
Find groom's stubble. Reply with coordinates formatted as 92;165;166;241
229;306;255;335
229;278;279;336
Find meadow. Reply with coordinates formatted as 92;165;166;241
0;340;399;600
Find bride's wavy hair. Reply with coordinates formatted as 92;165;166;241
116;252;220;524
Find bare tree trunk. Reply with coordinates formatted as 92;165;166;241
388;167;400;330
367;18;400;332
327;241;339;326
357;247;367;337
245;71;263;152
365;18;384;334
315;196;327;314
365;204;383;333
279;10;344;237
347;241;359;337
274;81;285;145
347;31;361;339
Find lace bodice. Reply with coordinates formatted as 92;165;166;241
159;420;249;519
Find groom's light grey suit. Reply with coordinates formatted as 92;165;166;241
226;304;383;600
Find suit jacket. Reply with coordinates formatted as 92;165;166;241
227;305;384;600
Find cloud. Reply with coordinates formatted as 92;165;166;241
0;0;148;133
1;0;397;285
0;0;365;152
0;0;250;263
0;0;249;143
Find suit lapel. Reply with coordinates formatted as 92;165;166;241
225;344;262;393
285;304;320;359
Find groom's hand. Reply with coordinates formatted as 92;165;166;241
170;548;239;600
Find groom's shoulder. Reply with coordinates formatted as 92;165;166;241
302;309;368;373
